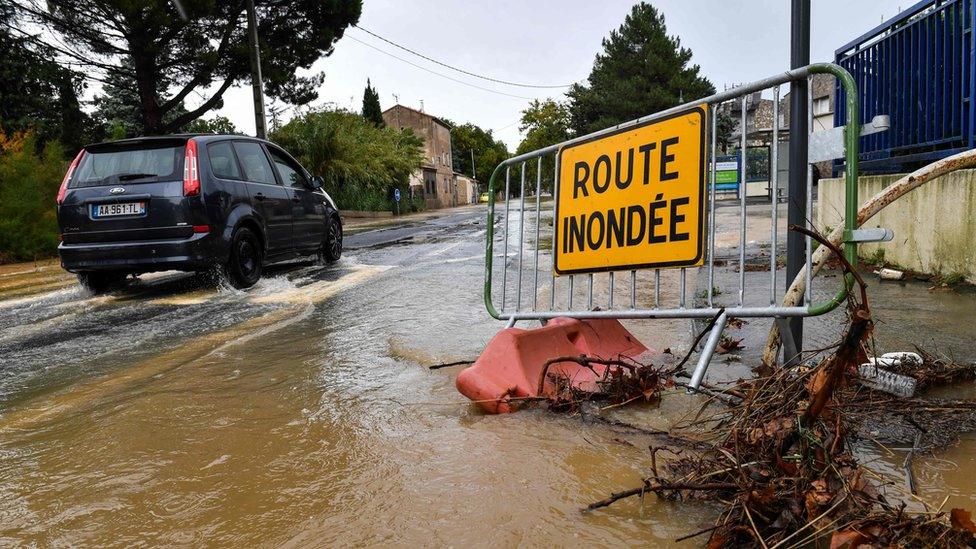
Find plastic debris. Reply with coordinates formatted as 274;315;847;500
456;317;656;413
857;352;922;397
875;268;905;281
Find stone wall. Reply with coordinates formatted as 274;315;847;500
455;175;478;205
818;170;976;282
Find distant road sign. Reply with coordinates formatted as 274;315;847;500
394;188;401;202
714;155;741;198
715;159;739;184
553;107;707;275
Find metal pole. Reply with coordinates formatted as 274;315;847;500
246;0;267;139
688;311;729;390
770;87;780;305
786;0;810;357
471;149;478;200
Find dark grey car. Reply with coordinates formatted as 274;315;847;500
56;135;343;292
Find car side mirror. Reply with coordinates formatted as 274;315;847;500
310;176;324;190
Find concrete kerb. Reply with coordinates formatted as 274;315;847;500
343;203;485;235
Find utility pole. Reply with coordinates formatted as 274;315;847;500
470;149;478;201
786;0;810;360
246;0;267;139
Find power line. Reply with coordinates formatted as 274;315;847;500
491;119;521;133
352;25;574;90
346;35;536;101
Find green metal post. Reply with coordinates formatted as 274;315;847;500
807;62;859;316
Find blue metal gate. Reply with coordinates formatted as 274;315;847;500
835;0;975;172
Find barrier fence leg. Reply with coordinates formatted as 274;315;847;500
688;311;729;391
775;317;801;366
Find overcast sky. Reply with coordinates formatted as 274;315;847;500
208;0;908;150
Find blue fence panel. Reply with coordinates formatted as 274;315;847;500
835;0;975;172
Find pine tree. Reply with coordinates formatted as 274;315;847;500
10;0;362;135
0;5;94;153
567;2;715;135
361;79;384;126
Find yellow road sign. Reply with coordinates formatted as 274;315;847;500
553;106;707;275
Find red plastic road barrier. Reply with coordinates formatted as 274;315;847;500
456;317;654;414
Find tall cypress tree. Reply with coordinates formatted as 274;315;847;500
567;2;714;135
361;79;384;126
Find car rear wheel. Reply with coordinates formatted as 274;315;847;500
77;271;127;294
321;214;342;263
223;227;263;289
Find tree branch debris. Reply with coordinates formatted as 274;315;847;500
543;226;976;547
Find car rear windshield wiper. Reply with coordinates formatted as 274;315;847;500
117;172;159;181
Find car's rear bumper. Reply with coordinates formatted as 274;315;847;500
58;232;221;273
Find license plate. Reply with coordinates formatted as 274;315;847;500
91;202;146;219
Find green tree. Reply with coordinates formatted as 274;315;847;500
716;108;736;153
271;108;425;212
91;71;153;140
450;123;509;188
0;131;65;262
185;116;239;135
361;79;384;126
567;2;714;135
10;0;361;135
0;5;94;153
93;71;239;138
515;99;572;193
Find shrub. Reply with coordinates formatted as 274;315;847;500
942;272;966;286
866;248;886;267
270;108;425;213
0;131;66;263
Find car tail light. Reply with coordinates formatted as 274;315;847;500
183;138;200;196
57;149;85;204
192;225;210;233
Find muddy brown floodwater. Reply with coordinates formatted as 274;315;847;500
0;204;974;546
0;208;709;547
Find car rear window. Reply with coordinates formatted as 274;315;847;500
71;144;182;188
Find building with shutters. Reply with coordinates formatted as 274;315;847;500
382;104;458;209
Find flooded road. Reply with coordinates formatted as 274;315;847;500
0;206;714;546
1;203;974;546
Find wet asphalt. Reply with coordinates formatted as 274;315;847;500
0;206;487;409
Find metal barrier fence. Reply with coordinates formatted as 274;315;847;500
483;63;864;390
